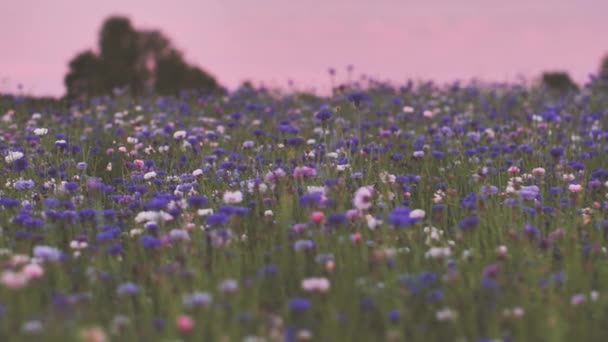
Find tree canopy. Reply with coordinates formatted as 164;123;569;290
65;16;222;99
540;71;578;93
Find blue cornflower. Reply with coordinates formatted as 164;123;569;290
207;213;229;226
33;245;63;261
461;192;477;209
117;282;139;296
458;216;479;230
387;207;412;227
299;192;324;206
288;298;311;312
140;235;161;249
187;195;208;208
327;213;347;225
519;186;540;200
183;292;213;308
294;239;315;251
315;111;332;121
14;180;35;190
387;309;400;322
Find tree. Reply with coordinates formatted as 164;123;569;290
65;16;222;98
98;17;141;95
64;51;103;99
600;55;608;81
541;71;578;93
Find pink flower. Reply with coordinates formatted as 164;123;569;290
223;190;243;204
353;186;373;210
301;277;331;293
133;159;145;168
1;271;28;289
79;326;108;342
176;315;194;334
311;211;325;224
532;168;546;176
568;183;583;193
22;263;44;280
345;209;361;220
508;166;520;174
293;166;317;178
496;245;508;258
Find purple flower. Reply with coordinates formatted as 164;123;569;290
187;195;208;208
387;309;401;322
207;213;229;226
518;186;540;200
387;207;412;227
315;111;332;121
33;245;63;262
461;192;477;209
63;182;79;192
183;292;213;308
14;180;35;190
294;239;315;251
458;216;479;230
117;282;139;296
140;235;161;249
288;298;311;312
523;223;540;240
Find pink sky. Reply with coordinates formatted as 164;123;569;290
1;0;607;97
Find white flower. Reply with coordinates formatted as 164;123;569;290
402;106;414;113
379;172;396;184
134;211;174;223
436;308;458;321
562;173;575;182
143;171;157;180
433;190;446;203
5;151;24;163
192;169;204;177
423;110;435;118
264;210;273;217
590;291;600;302
197;208;214;216
413;150;425;158
129;228;143;237
336;164;349;171
173;130;187;139
512;307;525;318
33;128;48;136
409;209;426;220
307;186;326;194
223;190;243;204
301;277;330;293
425;247;452;259
169;229;190;242
365;214;381;230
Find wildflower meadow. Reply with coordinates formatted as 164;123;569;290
1;80;608;341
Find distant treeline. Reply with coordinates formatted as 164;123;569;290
65;16;224;99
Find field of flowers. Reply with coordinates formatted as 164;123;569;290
1;81;608;341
